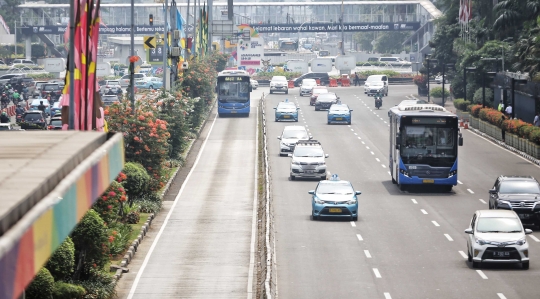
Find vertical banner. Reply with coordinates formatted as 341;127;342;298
236;24;264;75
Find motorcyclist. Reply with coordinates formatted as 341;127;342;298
15;104;24;116
0;93;8;108
374;90;383;107
0;111;9;123
12;90;20;104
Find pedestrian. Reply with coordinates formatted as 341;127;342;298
500;113;508;141
354;73;360;86
535;112;540;127
498;101;504;112
505;104;512;118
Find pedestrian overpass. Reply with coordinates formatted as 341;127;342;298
18;0;441;58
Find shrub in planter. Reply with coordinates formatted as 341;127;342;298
135;199;162;213
76;269;117;299
71;209;109;279
107;222;133;256
413;75;427;87
93;181;127;224
519;124;535;139
122;162;151;201
52;281;86;299
470;105;482;117
125;211;141;224
25;268;54;299
429;87;450;98
529;127;540;145
503;119;529;135
473;87;494;106
453;99;471;111
45;237;75;281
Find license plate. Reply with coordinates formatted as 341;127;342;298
305;170;314;174
336;117;342;120
283;115;290;118
423;179;434;183
494;252;509;257
231;110;237;113
329;208;342;213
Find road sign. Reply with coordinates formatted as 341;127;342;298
144;36;156;49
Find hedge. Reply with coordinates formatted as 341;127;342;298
52;281;86;299
473;107;540;145
453;99;471;111
45;237;75;281
429;87;450;98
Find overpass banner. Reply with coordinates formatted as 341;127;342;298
249;22;420;33
21;25;166;35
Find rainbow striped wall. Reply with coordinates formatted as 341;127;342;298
0;137;124;299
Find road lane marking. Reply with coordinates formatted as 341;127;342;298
387;171;391;175
479;199;487;204
356;234;363;241
444;234;454;241
467;189;475;194
370;151;374;155
497;293;507;299
375;158;380;162
127;112;219;299
457;180;463;184
358;137;362;140
529;235;540;242
458;251;468;259
382;164;386;168
362;141;365;144
411;199;418;204
432;221;440;227
364;250;372;258
476;270;488;279
421;209;428;214
354;133;358;135
384;293;392;299
351;129;354;131
373;268;382;278
348;125;351;127
384;121;387;123
366;146;370;149
350;221;356;227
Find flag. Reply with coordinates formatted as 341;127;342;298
459;0;464;24
468;0;472;21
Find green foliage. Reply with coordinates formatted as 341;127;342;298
252;71;301;80
357;70;401;77
353;32;375;52
25;268;54;299
76;269;117;299
71;209;109;279
135;199;162;213
121;162;151;201
93;181;126;224
512;26;540;77
529;127;540;144
453;99;472;111
473;87;494;105
107;222;133;256
31;44;46;58
45;237;75;281
124;211;141;224
210;51;229;72
374;32;411;53
26;73;56;80
52;281;86;299
429;87;450;98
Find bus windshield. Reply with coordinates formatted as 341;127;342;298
400;126;456;167
218;82;250;103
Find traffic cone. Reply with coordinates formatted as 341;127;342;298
464;121;469;129
459;118;464;127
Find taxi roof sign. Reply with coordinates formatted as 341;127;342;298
330;174;340;181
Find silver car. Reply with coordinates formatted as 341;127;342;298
299;79;317;96
289;140;328;180
270;76;288;94
465;210;532;269
277;125;311;156
250;79;258;90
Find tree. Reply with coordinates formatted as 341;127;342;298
353;32;375;52
121;162;151;201
25;268;54;299
512;26;540;77
0;0;21;33
45;237;75;281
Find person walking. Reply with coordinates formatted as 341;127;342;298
534;112;540;127
354;73;360;86
498;101;504;112
505;104;513;118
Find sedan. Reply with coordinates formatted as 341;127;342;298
274;100;299;122
465;210;531;269
135;77;163;90
327;103;352;125
48;117;63;130
20;111;47;130
314;93;338;111
310;86;329;106
309;174;361;221
102;95;119;106
250;79;258;90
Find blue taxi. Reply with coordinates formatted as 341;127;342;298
274;99;299;122
327;102;352;125
309;174;361;221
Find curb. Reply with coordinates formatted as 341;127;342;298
113;99;217;281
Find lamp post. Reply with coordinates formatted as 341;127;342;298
426;57;432;103
463;66;477;102
500;37;513;72
340;0;345;55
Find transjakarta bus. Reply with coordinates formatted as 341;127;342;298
388;102;463;191
216;70;252;117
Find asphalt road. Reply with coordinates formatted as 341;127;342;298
122;89;264;298
265;85;540;299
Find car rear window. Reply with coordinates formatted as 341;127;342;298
43;85;59;91
50;120;62;126
24;114;43;121
500;181;540;194
282;130;308;139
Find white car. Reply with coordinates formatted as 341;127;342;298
299;79;317;96
435;75;448;84
270;76;288;94
364;75;388;96
250;79;258;90
277;125;311;156
289;140;328;180
465;210;532;269
120;73;147;87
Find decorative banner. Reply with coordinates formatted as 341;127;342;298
249;22;421;33
21;25;167;35
236;25;264;75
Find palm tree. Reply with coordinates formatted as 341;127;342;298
493;0;540;31
512;27;540;77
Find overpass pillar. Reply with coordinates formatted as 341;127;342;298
25;37;32;60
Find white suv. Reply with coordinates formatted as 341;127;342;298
270;75;288;94
299;79;317;96
364;75;388;96
277;125;311;156
289;140;328;181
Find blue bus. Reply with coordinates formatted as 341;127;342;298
216;70;252;117
388;101;463;191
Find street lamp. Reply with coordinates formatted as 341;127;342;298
463;66;477;102
340;0;345;55
500;37;513;72
426;57;432;103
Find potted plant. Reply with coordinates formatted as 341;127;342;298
413;75;428;96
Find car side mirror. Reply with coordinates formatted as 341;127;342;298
464;228;473;234
308;190;315;195
325;154;329;158
273;107;277;109
489;188;497;194
287;153;292;157
355;191;362;195
349;110;353;112
277;136;281;140
525;229;533;235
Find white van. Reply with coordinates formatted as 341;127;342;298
270;76;288;94
364;75;389;96
378;57;412;66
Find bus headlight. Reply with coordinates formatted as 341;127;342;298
399;169;410;177
448;170;457;177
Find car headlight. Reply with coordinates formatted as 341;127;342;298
291;160;300;165
516;238;527;246
399;169;410;177
448;170;457;177
270;83;275;87
280;141;287;147
314;197;325;204
346;199;357;205
475;237;488;245
499;200;511;207
318;161;326;165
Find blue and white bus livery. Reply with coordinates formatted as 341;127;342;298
216;70;252;117
388;102;463;192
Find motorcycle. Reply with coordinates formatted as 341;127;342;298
375;96;382;109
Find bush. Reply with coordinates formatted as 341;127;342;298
76;269;116;299
453;99;471;111
26;73;56;80
503;119;530;135
529;127;540;144
520;124;535;139
472;87;494;106
122;162;151;201
71;209;109;279
135;199;162;213
479;108;505;126
25;268;54;299
52;281;86;299
45;237;75;281
358;70;400;78
124;211;140;224
413;75;428;87
141;191;162;202
93;181;127;224
429;87;450;98
470;105;482;117
107;222;133;256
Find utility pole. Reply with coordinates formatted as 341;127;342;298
340;0;345;55
130;0;135;111
208;0;213;52
186;0;190;61
68;0;75;129
163;0;168;91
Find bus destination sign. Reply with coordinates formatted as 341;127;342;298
411;118;447;124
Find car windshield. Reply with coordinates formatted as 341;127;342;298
317;182;354;195
476;217;522;233
217;82;249;103
0;125;10;130
43;85;58;91
400;126;456;167
302;80;316;86
50;120;62;126
282;130;308;139
313;89;328;95
24;114;42;121
294;147;324;157
366;77;382;82
499;181;540;194
277;104;296;110
330;107;349;113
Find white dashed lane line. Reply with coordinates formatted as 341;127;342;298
458;251;468;259
373;268;382;278
432;221;440;227
444;234;454;241
362;141;365;144
457;180;463;184
356;234;363;241
420;209;428;214
370;151;374;155
384;293;392;299
479;199;487;204
364;250;372;258
467;189;475;194
381;164;386;168
375;158;380;162
411;199;418;204
528;235;540;242
350;221;356;227
366;146;370;149
476;270;488;279
497;293;507;299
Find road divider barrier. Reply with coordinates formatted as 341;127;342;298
316;79;321;85
341;79;351;87
288;80;295;88
329;79;338;87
